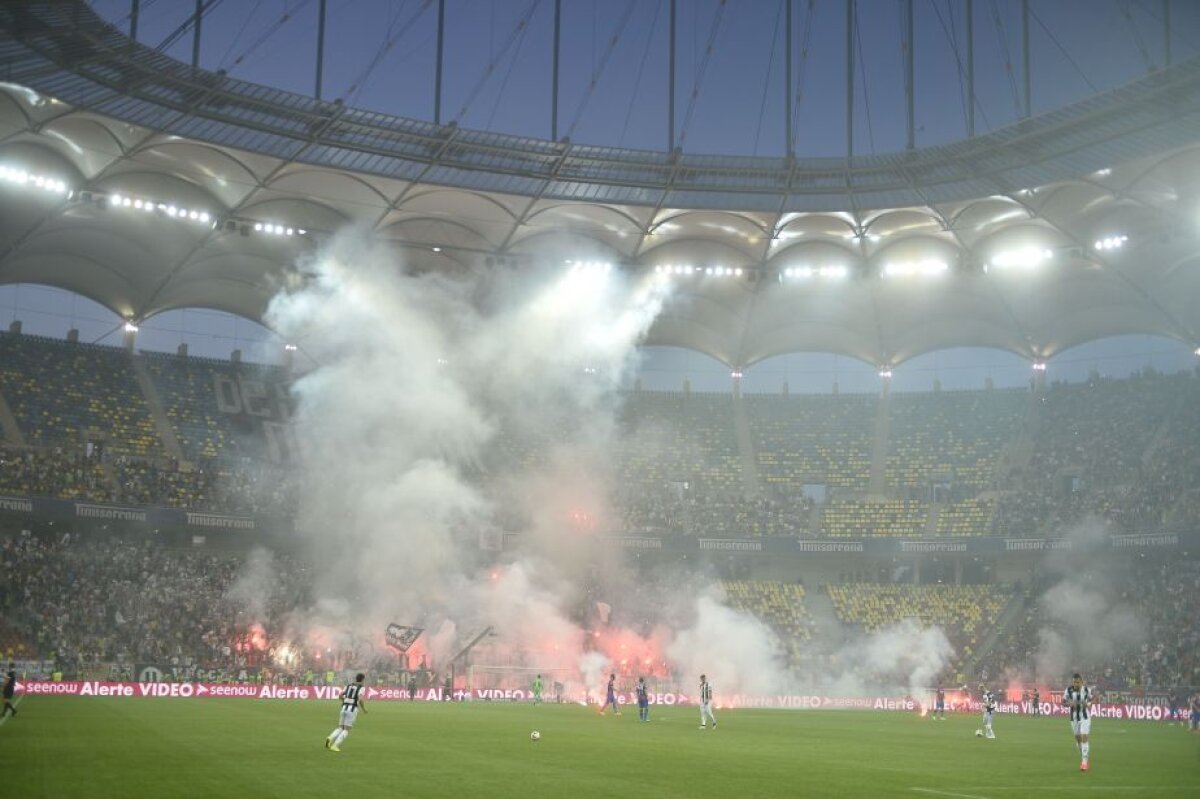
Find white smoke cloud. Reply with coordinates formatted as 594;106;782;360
1031;519;1146;682
667;595;787;696
848;619;954;695
264;227;674;682
224;547;280;622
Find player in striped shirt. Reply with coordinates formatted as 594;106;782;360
636;677;650;722
325;673;368;753
699;674;716;730
980;686;997;739
1063;673;1093;771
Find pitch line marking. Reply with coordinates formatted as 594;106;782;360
911;789;992;799
968;788;1187;792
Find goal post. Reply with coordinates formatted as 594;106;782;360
466;665;573;702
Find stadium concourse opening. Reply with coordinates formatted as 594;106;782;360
2;2;1200;798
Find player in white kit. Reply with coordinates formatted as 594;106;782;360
980;686;997;738
1063;673;1093;772
699;674;717;730
325;672;367;752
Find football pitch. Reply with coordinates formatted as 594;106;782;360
5;697;1197;798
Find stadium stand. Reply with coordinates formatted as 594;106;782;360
744;394;874;491
721;580;814;666
141;351;287;463
0;333;1197;542
886;389;1026;493
821;499;928;537
0;444;112;501
985;558;1200;690
0;333;158;457
934;499;995;537
825;583;1012;677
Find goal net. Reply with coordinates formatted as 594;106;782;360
466;665;573;702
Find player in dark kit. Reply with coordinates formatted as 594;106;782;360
636;677;650;722
933;685;946;720
2;671;16;717
1032;687;1041;716
600;673;621;716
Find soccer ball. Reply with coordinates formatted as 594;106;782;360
975;729;983;737
530;731;541;741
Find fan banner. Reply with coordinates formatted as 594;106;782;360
385;624;424;653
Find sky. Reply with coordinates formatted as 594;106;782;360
2;1;1198;389
88;0;1199;157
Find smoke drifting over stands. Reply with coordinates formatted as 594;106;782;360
0;235;1197;698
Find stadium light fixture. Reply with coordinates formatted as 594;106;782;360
284;344;298;352
989;247;1054;271
1093;235;1128;251
1032;362;1047;371
432;246;442;253
730;371;743;379
105;191;211;227
878;369;893;379
782;264;848;281
0;164;70;195
882;259;948;278
123;321;139;333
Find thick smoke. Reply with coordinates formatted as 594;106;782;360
667;595;787;696
1031;520;1145;681
225;547;281;622
260;227;957;701
265;227;681;689
835;620;954;696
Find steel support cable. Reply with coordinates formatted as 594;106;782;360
897;0;909;120
929;0;986;138
215;0;265;69
1028;5;1097;93
986;0;1023;120
752;0;785;156
453;0;543;124
618;0;664;148
342;0;432;106
1119;0;1155;71
223;0;318;71
678;0;729;147
484;3;534;131
155;0;224;54
855;3;875;155
565;0;638;140
96;0;164;27
789;0;817;155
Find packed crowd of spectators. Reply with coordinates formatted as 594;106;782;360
1;332;1199;539
0;444;109;501
985;557;1200;690
0;533;317;679
994;371;1200;536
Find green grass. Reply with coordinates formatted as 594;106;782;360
4;697;1197;798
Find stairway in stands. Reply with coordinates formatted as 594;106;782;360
130;354;185;462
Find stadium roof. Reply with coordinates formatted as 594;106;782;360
1;2;1199;368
